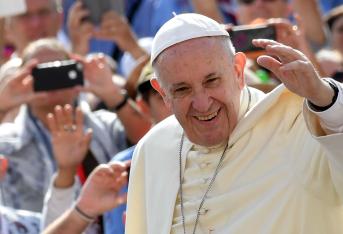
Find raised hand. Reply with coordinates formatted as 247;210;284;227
75;54;126;108
47;104;92;187
252;39;335;107
94;11;147;59
75;161;129;217
68;1;94;55
0;60;48;113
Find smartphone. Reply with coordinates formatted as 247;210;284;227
229;24;276;53
81;0;125;25
32;60;84;92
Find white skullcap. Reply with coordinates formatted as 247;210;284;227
151;13;230;63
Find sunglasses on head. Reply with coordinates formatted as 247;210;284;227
238;0;277;4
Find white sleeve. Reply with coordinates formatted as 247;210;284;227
306;80;343;133
40;174;78;230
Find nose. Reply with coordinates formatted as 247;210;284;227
191;89;213;113
28;14;42;28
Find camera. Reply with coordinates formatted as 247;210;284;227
32;60;84;92
81;0;125;25
229;24;276;53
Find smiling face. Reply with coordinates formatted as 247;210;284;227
153;37;246;147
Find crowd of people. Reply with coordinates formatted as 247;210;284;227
0;0;342;233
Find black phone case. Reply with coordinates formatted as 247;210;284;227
81;0;125;25
230;25;276;52
32;60;84;92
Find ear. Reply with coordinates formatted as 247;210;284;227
150;78;172;110
150;78;166;97
233;52;246;89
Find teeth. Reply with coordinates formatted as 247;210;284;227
196;111;218;121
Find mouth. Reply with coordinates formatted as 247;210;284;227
195;109;219;121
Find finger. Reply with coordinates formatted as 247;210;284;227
256;55;282;77
252;39;281;50
64;104;74;126
54;105;67;131
70;54;86;64
265;44;305;62
22;59;39;72
279;60;311;73
46;112;58;134
115;193;127;206
75;107;84;134
108;162;127;178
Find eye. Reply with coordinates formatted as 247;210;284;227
204;77;220;88
172;86;191;98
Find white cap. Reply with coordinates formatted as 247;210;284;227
151;13;230;63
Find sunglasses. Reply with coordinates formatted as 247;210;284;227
238;0;278;5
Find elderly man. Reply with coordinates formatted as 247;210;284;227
0;38;149;212
125;13;343;234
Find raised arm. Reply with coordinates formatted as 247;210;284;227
0;60;48;122
43;161;128;234
252;39;334;107
80;54;151;143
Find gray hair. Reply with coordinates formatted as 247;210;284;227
22;38;69;64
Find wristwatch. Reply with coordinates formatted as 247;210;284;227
111;89;129;112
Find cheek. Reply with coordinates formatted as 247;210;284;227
170;99;190;119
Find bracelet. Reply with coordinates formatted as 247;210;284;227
308;79;339;112
111;90;129;112
73;205;96;223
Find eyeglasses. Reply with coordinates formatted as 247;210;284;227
237;0;278;5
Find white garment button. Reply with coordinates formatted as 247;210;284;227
200;208;209;215
199;162;211;169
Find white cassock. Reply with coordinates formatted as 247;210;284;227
125;83;343;234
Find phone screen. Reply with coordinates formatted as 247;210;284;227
230;25;276;52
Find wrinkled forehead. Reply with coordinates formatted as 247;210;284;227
25;0;57;10
154;36;232;71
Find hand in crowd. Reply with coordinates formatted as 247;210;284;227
0;155;8;181
94;11;147;59
68;1;94;55
47;104;92;187
253;39;334;107
76;54;125;108
75;161;129;218
0;60;48;114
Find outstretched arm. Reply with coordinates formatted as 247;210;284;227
43;161;128;234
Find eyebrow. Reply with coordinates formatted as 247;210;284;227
205;72;218;79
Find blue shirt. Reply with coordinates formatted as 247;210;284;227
104;146;136;234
